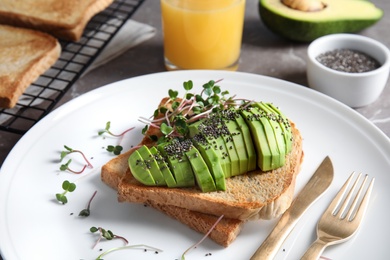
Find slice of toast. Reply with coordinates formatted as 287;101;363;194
101;97;304;246
118;121;303;220
102;148;245;247
0;24;61;108
0;0;114;41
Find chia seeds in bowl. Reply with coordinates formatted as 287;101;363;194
307;33;390;107
316;48;380;73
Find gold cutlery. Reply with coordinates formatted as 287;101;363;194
301;172;375;259
251;156;334;260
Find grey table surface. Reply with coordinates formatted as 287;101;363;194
0;0;389;259
1;0;389;166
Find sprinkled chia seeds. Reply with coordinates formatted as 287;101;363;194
316;49;380;73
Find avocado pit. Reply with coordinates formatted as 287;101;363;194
282;0;326;12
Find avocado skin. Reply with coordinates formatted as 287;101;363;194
259;0;383;42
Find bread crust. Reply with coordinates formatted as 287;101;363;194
101;97;304;246
0;25;61;108
118;122;303;220
0;0;114;41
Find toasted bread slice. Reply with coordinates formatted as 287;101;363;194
0;0;114;41
118;121;302;220
102;148;245;247
101;97;304;246
0;24;61;108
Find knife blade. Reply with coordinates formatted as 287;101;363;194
250;156;334;260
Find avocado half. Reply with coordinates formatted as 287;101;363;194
259;0;383;42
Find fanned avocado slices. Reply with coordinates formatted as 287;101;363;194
157;139;195;187
253;103;286;167
249;105;286;170
128;150;156;186
221;109;249;175
149;146;177;187
267;103;293;154
188;120;232;178
192;133;226;191
137;145;166;186
128;92;293;192
185;145;217;192
234;109;257;172
240;108;273;171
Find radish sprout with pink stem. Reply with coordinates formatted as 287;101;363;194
140;79;253;143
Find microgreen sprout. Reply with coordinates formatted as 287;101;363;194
90;226;129;249
60;145;93;173
99;122;134;155
106;145;123;155
181;215;224;260
98;121;135;137
138;79;252;141
55;180;76;204
95;244;163;260
79;190;97;217
60;159;87;174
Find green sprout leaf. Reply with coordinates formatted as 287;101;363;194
142;125;149;135
59;145;93;173
55;180;76;204
90;226;129;249
168;89;179;100
160;123;173;136
79;190;97;217
106;145;123;155
183;80;193;91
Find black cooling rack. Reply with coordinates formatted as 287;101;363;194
0;0;145;135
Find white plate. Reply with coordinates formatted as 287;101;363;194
1;71;389;260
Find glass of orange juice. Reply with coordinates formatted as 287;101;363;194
161;0;246;71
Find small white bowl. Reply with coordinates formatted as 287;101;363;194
307;34;390;107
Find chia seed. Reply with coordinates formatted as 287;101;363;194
316;48;380;73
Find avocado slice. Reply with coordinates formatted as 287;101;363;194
259;0;383;42
253;103;286;167
218;118;241;177
267;103;293;154
249;106;281;170
157;139;195;187
240;108;274;171
128;150;156;186
221;109;249;175
192;133;226;191
149;146;177;187
234;109;257;172
185;145;217;192
188;119;232;178
137;145;166;186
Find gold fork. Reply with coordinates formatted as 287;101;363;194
301;172;375;260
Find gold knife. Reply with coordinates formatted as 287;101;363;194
251;156;334;260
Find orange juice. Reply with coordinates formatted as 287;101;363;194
161;0;245;70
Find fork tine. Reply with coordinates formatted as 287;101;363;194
338;172;362;219
328;172;356;216
347;176;375;221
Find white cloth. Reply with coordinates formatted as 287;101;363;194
82;19;156;76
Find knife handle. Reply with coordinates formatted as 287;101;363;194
250;211;298;260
